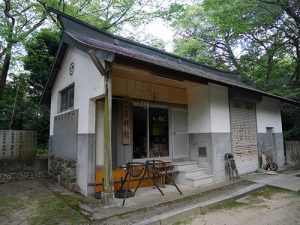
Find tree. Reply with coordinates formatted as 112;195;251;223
0;0;46;96
172;4;240;71
23;28;60;103
0;29;59;147
0;73;31;130
22;29;60;147
39;0;169;32
202;0;300;84
259;0;300;83
0;0;172;96
170;0;300;139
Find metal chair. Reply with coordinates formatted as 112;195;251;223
145;160;182;196
120;162;145;206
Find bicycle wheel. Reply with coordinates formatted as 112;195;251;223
269;163;278;171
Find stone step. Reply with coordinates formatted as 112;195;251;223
173;161;214;187
175;170;210;182
183;168;207;178
172;161;199;172
178;175;214;187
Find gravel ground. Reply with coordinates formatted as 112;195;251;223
0;178;299;225
189;189;300;225
0;180;88;225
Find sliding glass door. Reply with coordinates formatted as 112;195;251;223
132;106;147;159
133;104;169;159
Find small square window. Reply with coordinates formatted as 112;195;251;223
60;85;74;112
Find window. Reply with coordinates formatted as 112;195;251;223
60;85;74;112
133;105;169;159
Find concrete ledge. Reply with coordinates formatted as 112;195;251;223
133;183;266;225
0;158;48;172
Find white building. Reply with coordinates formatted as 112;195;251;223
42;9;299;196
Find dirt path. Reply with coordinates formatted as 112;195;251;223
188;188;300;225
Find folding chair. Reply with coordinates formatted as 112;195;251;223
120;162;145;206
145;160;182;196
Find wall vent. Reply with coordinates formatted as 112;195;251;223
198;147;207;157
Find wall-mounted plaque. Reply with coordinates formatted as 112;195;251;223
122;101;131;145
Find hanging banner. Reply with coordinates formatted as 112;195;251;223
122;101;131;145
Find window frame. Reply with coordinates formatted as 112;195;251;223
59;84;75;113
132;102;170;161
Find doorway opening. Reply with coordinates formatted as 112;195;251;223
133;104;169;159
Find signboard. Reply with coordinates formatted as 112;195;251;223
122;101;131;145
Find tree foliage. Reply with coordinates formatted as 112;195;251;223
39;0;169;32
23;28;60;103
0;73;30;130
0;29;59;147
0;0;46;96
170;0;300;139
0;0;170;95
171;0;300;90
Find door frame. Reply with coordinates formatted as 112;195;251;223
171;107;189;160
132;101;172;162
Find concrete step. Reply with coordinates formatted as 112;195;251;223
172;161;199;172
180;168;207;178
173;161;214;187
176;174;214;187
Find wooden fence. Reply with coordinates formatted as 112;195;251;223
285;141;300;165
0;130;37;161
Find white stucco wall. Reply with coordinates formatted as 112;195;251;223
256;96;282;133
209;83;231;133
187;84;211;133
187;83;231;133
50;46;105;135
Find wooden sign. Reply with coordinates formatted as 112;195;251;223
122;101;131;145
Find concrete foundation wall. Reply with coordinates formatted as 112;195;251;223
76;133;95;196
189;133;213;174
53;110;78;160
0;158;48;172
257;133;285;167
211;133;232;181
50;132;96;196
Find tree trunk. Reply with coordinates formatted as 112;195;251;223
224;34;241;72
291;44;300;84
0;43;13;97
266;54;274;83
292;57;300;84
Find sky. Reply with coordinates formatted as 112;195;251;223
145;19;175;52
